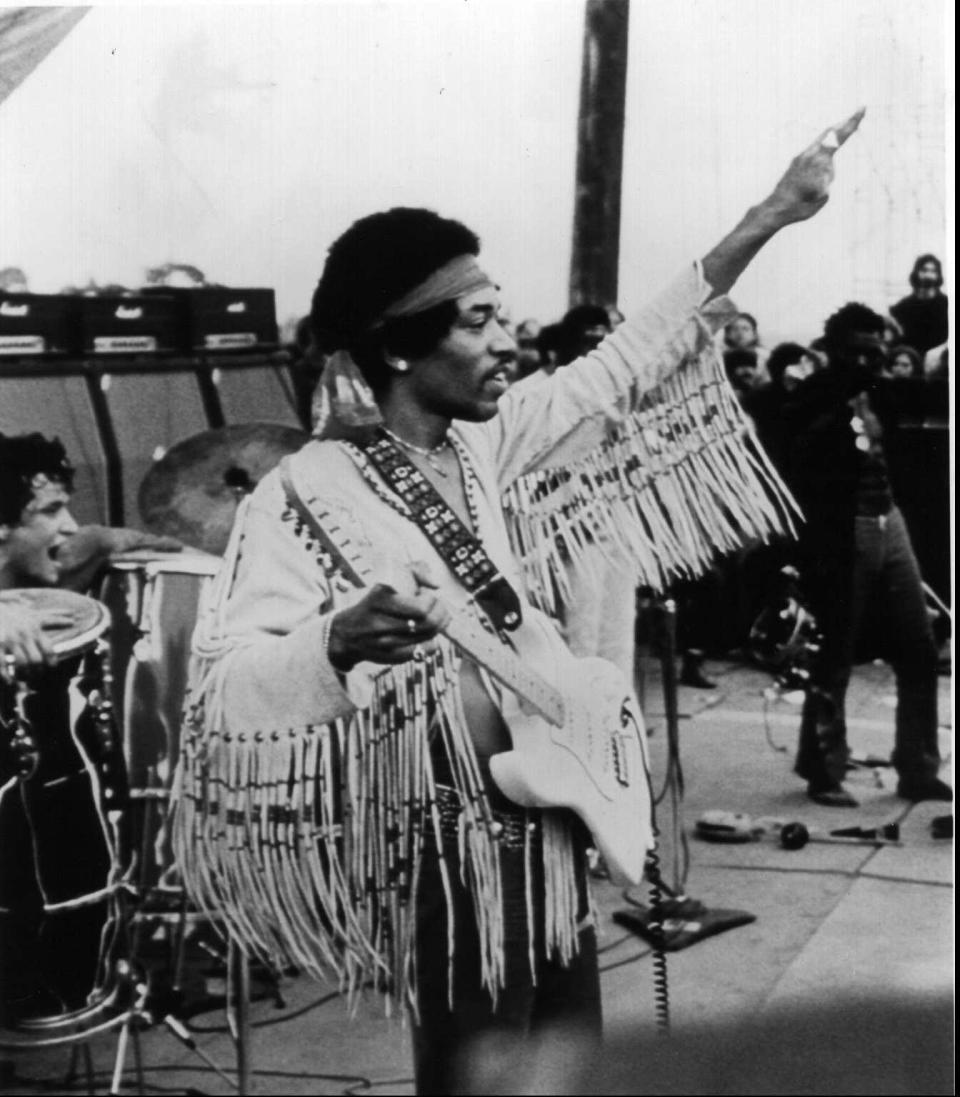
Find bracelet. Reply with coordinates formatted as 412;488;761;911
319;613;335;663
320;612;350;676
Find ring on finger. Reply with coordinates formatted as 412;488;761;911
405;618;418;635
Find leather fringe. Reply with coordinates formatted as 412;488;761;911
170;507;585;1012
502;341;801;615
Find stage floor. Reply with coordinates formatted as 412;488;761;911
1;655;952;1095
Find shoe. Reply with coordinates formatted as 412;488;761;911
679;653;717;689
680;668;717;689
807;783;859;808
897;777;953;803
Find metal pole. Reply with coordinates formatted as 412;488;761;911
230;938;253;1096
569;0;630;309
659;598;686;896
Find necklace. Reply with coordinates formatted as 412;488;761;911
448;434;481;534
381;425;451;477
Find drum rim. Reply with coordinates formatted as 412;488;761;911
4;589;110;662
109;550;220;576
0;983;121;1042
51;606;109;660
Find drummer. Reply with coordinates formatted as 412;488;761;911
0;431;181;670
0;430;179;1025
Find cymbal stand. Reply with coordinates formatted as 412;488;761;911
106;954;247;1096
656;597;688;896
106;778;255;1096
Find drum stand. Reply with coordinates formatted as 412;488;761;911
102;784;257;1096
104;937;252;1097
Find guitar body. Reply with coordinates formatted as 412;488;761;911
489;656;655;886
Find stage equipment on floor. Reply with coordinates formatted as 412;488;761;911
747;565;821;692
694;810;903;849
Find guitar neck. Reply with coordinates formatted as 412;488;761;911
444;610;565;727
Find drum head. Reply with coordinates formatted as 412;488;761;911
11;589;110;661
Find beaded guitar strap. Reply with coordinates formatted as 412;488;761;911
358;430;523;634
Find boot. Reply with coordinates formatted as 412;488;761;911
679;650;716;689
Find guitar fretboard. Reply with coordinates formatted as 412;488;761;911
443;610;565;726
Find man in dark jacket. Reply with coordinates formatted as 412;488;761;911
889;254;948;357
781;304;950;806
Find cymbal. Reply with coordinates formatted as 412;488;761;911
138;422;308;555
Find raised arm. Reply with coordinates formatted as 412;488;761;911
470;109;866;488
702;108;865;297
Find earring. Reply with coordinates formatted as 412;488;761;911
393;360;409;373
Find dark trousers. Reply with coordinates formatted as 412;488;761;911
796;507;940;788
411;813;602;1096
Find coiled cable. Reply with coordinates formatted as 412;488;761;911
644;844;670;1034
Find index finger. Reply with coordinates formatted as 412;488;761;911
375;588;439;623
808;106;866;155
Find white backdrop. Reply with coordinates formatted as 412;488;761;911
0;0;950;347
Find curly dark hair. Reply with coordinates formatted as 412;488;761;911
723;312;759;342
822;302;885;349
537;322;564;360
723;348;759;373
766;342;812;386
908;253;943;290
560;304;611;333
888;344;923;378
0;433;74;527
310;208;481;394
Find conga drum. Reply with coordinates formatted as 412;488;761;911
0;591;123;1031
98;551;220;891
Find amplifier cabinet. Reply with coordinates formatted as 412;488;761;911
78;294;180;355
143;287;278;351
0;293;82;355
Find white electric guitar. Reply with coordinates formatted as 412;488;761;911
442;605;655;885
281;472;656;886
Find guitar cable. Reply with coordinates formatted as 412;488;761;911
643;842;671;1034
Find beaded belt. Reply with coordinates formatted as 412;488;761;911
434;784;539;850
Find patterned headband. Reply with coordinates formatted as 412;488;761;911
372;254;493;327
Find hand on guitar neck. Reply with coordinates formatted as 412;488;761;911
326;559;451;671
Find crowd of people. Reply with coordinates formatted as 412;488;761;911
504;252;949;431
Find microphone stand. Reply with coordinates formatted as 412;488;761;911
615;597;757;952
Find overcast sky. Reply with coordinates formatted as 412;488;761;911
0;0;950;346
